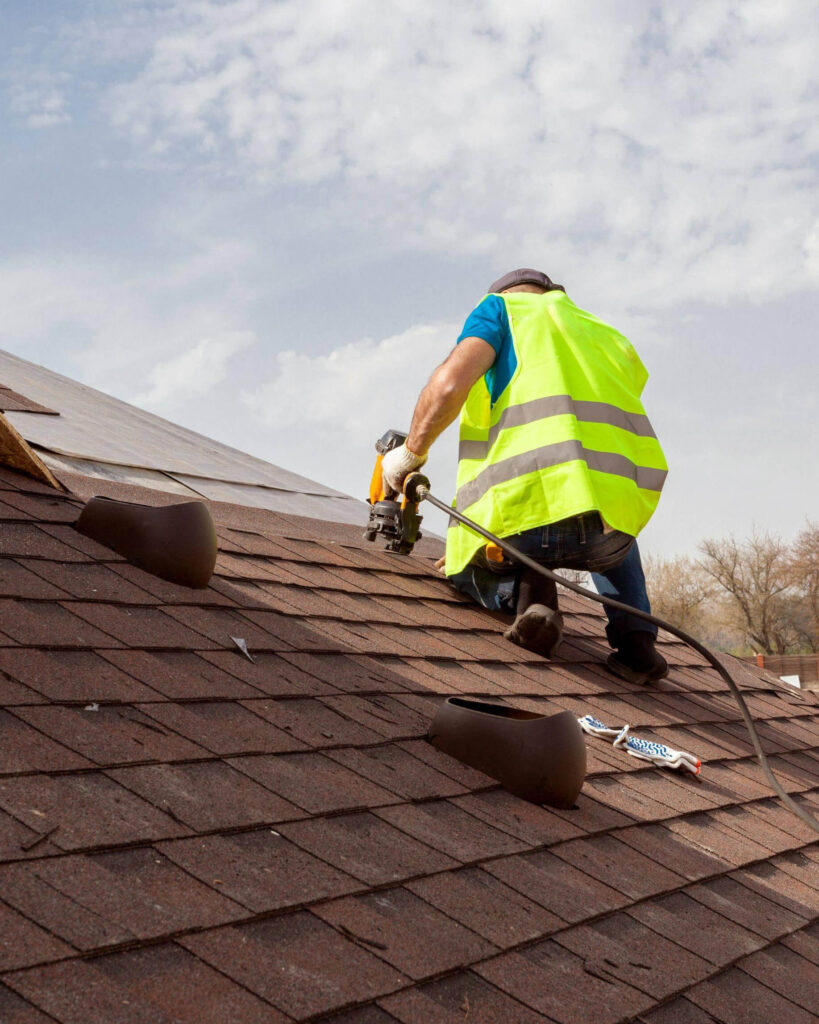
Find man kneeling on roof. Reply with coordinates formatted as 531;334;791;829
381;268;669;685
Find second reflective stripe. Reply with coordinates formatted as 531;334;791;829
455;440;668;511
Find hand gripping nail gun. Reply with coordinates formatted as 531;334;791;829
363;429;424;554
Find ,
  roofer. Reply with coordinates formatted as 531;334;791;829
381;268;669;684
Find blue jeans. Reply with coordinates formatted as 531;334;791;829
448;511;656;648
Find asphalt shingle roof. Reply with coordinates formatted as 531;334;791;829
0;460;817;1023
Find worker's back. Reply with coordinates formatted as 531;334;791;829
447;290;667;575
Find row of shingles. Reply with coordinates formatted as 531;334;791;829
0;485;810;1015
0;487;415;999
224;512;819;1015
0;495;556;1024
0;487;638;1024
389;800;819;1023
0;491;472;1019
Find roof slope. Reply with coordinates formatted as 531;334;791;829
0;464;817;1024
0;348;367;524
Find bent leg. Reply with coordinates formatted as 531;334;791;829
591;540;657;649
447;564;517;614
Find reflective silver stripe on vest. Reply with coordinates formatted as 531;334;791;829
455;441;667;511
458;395;657;461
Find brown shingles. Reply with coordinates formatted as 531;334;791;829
94;944;285;1024
0;772;188;851
0;710;91;772
375;800;528;863
326;742;470;802
613;823;731;882
24;561;157;603
686;874;810;939
14;705;207;766
67;603;217;649
0;524;90;561
201;649;340;696
0;648;159;702
484;849;627;923
245;697;383;748
229;751;396;814
476;940;652;1024
738;941;819;1016
158;829;359;913
0;847;244;949
393;735;496;789
783;922;819;966
108;760;301;830
628;890;764;965
546;791;636;836
0;807;62;861
0;560;68;599
684;964;815;1024
136;700;306;755
0;983;57;1024
0;898;73;970
315;887;493;979
101;649;261;700
663;811;773;867
555;912;712;1000
181;912;406;1019
452;789;584;846
550;834;686;900
0;599;120;647
238;607;351;651
407;867;562;947
278;811;458;886
380;970;548;1024
5;947;285;1024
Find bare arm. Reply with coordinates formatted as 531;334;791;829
406;336;496;455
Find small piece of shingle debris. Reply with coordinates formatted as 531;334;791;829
230;636;255;662
83;702;100;712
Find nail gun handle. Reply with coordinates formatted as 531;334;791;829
403;472;430;504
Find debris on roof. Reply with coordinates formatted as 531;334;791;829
0;358;817;1023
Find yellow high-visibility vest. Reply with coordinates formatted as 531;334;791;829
445;290;668;575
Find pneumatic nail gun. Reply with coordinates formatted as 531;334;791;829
363;429;424;554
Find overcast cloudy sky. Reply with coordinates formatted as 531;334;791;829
2;0;817;554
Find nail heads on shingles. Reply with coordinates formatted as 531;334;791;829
428;697;586;808
76;496;217;589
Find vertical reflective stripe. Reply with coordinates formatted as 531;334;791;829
459;395;657;461
455;441;667;510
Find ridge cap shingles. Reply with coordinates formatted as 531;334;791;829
0;463;816;1023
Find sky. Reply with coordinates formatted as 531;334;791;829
1;0;817;555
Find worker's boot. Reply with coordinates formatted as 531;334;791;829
607;630;668;684
503;569;563;659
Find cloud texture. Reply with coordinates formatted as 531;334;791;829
107;0;819;304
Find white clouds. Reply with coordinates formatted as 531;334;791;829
98;1;819;305
241;322;460;525
134;330;255;408
6;70;71;128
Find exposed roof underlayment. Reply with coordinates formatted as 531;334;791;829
0;349;367;525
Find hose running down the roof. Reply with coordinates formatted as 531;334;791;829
414;483;819;836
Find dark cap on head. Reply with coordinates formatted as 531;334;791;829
488;268;565;294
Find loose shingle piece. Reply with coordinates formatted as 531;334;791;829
0;362;817;1022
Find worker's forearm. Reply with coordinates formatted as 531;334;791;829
406;366;470;455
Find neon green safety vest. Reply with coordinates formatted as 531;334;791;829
445;290;668;575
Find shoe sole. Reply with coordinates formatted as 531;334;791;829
606;653;669;686
504;605;563;658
